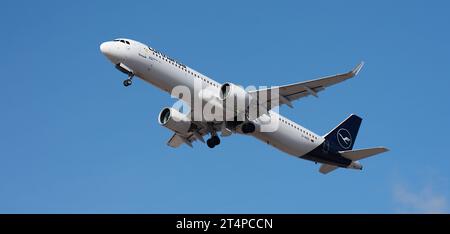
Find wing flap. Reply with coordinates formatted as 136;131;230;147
167;134;192;148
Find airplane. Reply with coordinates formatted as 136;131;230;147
100;38;389;174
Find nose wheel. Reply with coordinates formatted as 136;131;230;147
123;74;134;87
207;135;221;148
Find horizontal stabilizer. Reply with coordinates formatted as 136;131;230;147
339;147;389;161
319;164;339;174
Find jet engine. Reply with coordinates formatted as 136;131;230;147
241;122;256;134
158;107;192;134
219;83;253;119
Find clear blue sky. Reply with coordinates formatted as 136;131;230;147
1;0;449;213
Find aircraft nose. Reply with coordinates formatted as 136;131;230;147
100;41;121;63
100;41;113;56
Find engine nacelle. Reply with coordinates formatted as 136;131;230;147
158;107;192;134
219;83;253;119
241;122;256;134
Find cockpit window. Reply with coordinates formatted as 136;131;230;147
113;39;130;45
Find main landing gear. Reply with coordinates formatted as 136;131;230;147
207;135;221;149
123;74;134;87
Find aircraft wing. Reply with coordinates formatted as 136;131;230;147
166;121;227;148
167;133;192;148
248;62;364;109
166;127;209;148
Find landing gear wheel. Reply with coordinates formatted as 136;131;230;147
207;136;221;148
212;136;220;146
207;139;216;148
123;79;132;87
123;74;134;87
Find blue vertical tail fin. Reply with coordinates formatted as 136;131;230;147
324;114;362;151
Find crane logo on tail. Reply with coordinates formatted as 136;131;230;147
337;128;352;149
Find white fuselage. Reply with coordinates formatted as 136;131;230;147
100;39;324;159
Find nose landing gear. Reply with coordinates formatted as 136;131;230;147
123;74;134;87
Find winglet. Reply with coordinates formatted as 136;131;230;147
351;61;365;76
